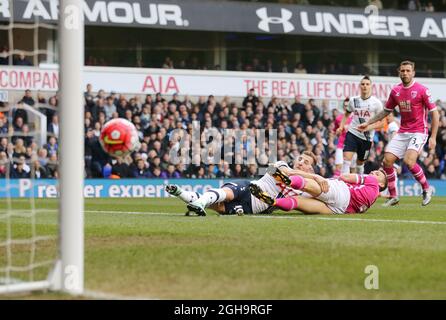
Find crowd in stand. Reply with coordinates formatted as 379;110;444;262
231;60;444;78
1;86;446;180
251;0;445;11
2;48;443;79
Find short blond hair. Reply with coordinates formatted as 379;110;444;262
302;151;318;167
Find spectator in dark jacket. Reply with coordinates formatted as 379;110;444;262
0;46;9;65
112;157;131;178
31;160;49;179
13;104;29;125
14;52;32;66
151;166;163;178
0;118;8;135
11;161;30;178
39;96;58;128
48;115;60;138
291;96;305;116
242;88;259;109
132;159;152;178
160;164;181;178
85;129;111;177
20;90;35;107
168;93;182;108
84;84;95;107
44;136;59;156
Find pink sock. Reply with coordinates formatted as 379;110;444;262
384;166;397;197
409;163;429;190
275;197;299;211
290;175;306;190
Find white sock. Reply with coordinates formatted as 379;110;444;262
356;164;364;175
178;190;201;203
341;160;351;174
199;188;227;207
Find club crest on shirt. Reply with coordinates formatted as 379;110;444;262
411;91;418;98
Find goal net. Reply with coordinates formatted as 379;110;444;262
0;0;84;295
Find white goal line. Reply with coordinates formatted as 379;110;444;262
86;210;446;226
2;208;444;225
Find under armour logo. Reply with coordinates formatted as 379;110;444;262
256;7;295;33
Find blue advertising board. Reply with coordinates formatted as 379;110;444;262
0;179;445;198
0;179;222;198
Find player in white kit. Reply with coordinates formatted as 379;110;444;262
249;167;388;215
337;76;383;175
165;151;325;215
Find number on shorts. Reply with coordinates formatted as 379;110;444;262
410;137;420;150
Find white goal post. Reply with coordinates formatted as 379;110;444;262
57;0;85;295
0;0;84;295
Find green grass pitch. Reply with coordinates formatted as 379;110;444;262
1;196;446;299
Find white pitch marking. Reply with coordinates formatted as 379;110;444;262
86;210;184;216
84;210;446;225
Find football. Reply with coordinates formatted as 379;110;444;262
99;118;140;158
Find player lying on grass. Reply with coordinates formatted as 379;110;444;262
165;151;324;216
249;167;388;214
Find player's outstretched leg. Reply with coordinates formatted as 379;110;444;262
267;166;291;185
250;183;300;211
165;184;181;196
165;184;200;203
250;182;295;209
250;184;333;214
187;202;207;216
249;183;276;206
187;188;228;216
268;167;307;191
270;169;324;198
382;153;400;207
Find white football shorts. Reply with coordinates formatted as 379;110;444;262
385;132;428;159
315;179;351;214
335;148;343;165
336;149;357;168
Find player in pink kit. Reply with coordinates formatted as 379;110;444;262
358;61;440;206
249;167;387;215
333;98;353;177
344;174;382;214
